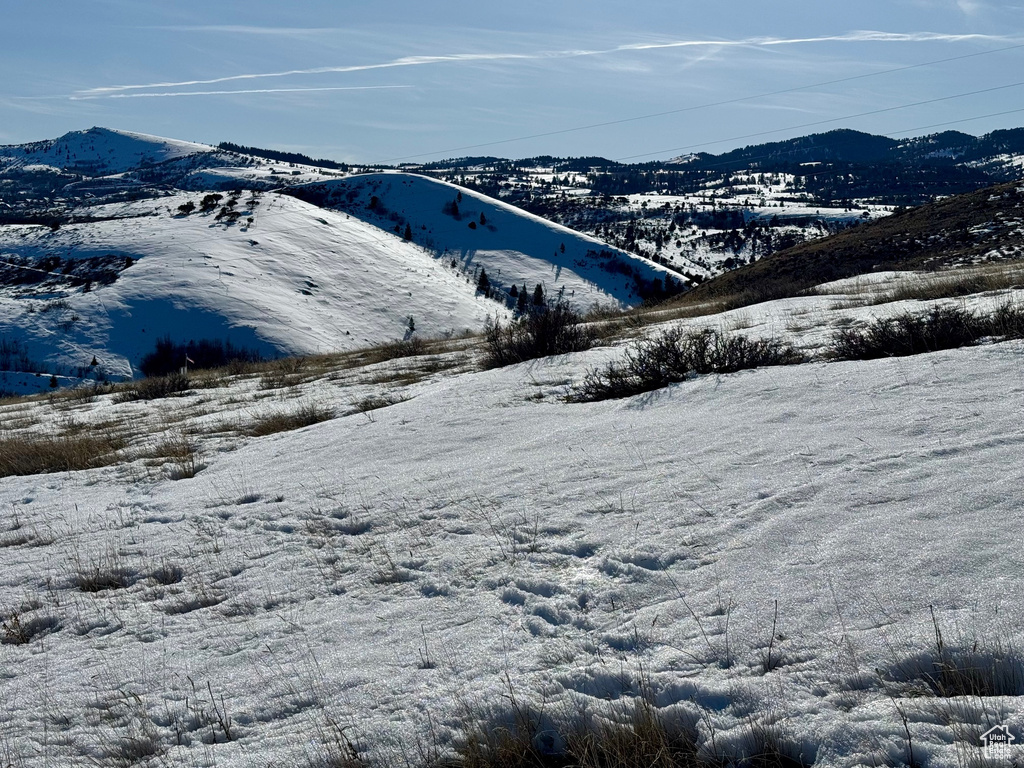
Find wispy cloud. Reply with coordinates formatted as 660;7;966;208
69;85;412;100
73;31;1014;99
956;0;987;15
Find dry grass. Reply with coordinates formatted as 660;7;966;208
455;683;808;768
875;263;1024;304
365;356;464;387
349;394;407;415
138;431;204;479
260;356;312;389
884;611;1024;699
245;401;335;437
0;430;128;477
114;372;193;403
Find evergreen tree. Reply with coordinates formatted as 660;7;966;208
403;223;412;240
533;283;545;307
477;269;490;293
509;284;518;297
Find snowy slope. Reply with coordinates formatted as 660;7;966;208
0;127;215;175
292;173;687;307
0;168;686;394
1;281;1023;767
0;191;506;388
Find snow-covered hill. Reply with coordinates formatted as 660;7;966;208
0;127;215;175
0;173;684;394
0;191;508;390
291;172;688;306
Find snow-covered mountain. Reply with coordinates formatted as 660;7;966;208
0;130;680;393
0;127;215;175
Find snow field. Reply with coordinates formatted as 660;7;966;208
1;282;1023;766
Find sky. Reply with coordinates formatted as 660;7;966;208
2;0;1024;164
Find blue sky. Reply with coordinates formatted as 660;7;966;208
2;0;1023;163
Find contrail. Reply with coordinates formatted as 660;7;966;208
73;31;1013;98
70;85;413;100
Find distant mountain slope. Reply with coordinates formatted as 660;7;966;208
670;127;1024;173
675;129;899;169
288;172;691;306
679;180;1024;307
0;127;215;174
0;191;507;389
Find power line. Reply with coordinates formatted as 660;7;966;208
380;42;1024;164
616;80;1024;161
883;106;1024;141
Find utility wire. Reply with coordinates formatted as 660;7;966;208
677;105;1024;177
380;42;1024;164
616;80;1024;161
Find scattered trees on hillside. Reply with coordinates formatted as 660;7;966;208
443;198;461;219
484;299;593;368
199;194;223;212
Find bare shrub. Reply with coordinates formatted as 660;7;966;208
571;326;805;402
484;302;594;368
827;303;1024;360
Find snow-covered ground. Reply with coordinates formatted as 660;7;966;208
2;276;1023;767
